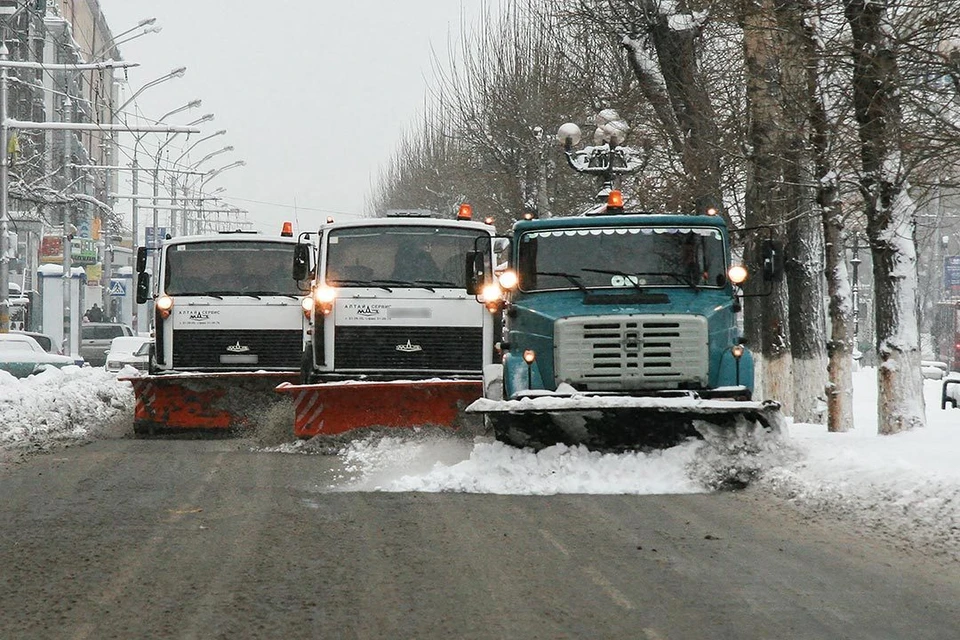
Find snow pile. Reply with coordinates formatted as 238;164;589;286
332;434;706;495
0;365;134;453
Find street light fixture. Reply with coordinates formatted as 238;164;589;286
199;160;246;189
90;18;160;61
156;99;200;125
190;145;234;171
115;66;186;116
186;113;214;127
173;129;227;166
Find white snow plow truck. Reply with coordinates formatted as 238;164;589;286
463;191;786;452
127;224;311;435
277;206;497;438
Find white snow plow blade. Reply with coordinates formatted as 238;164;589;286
467;393;785;451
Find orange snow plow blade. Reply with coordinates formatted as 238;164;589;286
275;379;483;438
123;372;300;435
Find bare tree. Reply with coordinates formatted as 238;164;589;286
776;0;828;423
845;0;924;434
739;0;793;414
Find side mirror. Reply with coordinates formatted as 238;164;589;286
136;246;148;274
762;240;784;282
136;272;151;305
465;251;487;295
292;243;311;281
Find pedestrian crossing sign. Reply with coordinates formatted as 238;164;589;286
109;280;126;297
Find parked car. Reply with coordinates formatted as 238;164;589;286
80;322;134;367
105;336;152;374
0;333;77;378
13;330;86;367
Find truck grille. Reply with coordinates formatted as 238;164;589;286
554;314;708;390
334;326;482;373
172;329;302;370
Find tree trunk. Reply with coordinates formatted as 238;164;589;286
845;0;924;434
797;0;854;431
742;0;793;414
777;0;827;424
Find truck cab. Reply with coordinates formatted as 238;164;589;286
297;209;497;384
471;196;758;402
136;227;309;373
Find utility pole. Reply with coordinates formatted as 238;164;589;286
0;44;9;334
63;97;74;355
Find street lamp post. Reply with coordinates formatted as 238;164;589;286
150;113;214;274
0;53;200;337
101;99;200;312
175;145;233;234
189;161;246;233
112;69;188;329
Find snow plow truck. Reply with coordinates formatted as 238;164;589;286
276;207;498;438
463;191;786;451
127;224;311;435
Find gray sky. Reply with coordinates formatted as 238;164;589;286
96;1;488;235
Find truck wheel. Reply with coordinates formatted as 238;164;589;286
300;346;314;385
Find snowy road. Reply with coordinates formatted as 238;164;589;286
2;437;958;639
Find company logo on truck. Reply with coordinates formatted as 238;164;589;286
395;340;423;353
355;305;382;316
226;341;251;353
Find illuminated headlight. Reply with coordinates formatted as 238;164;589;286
727;265;748;285
301;296;313;319
497;270;518;290
732;344;744;359
480;283;502;304
313;285;337;304
313;285;337;315
156;295;174;319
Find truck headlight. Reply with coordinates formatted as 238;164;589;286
156;295;174;319
497;270;518;290
313;285;337;315
727;265;748;285
480;283;503;313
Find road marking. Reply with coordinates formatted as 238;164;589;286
538;528;570;557
70;457;224;640
582;565;635;610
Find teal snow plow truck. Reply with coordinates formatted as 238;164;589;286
464;191;785;451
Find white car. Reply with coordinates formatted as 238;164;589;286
105;336;152;374
0;333;77;378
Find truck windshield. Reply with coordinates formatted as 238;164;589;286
325;225;489;288
163;240;302;296
517;226;727;292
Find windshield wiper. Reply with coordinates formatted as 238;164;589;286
330;278;393;292
536;271;590;296
239;291;300;298
375;279;441;292
415;279;458;289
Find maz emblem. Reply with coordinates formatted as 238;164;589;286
226;341;251;353
395;340;423;353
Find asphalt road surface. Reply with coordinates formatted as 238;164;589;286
2;437;958;640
